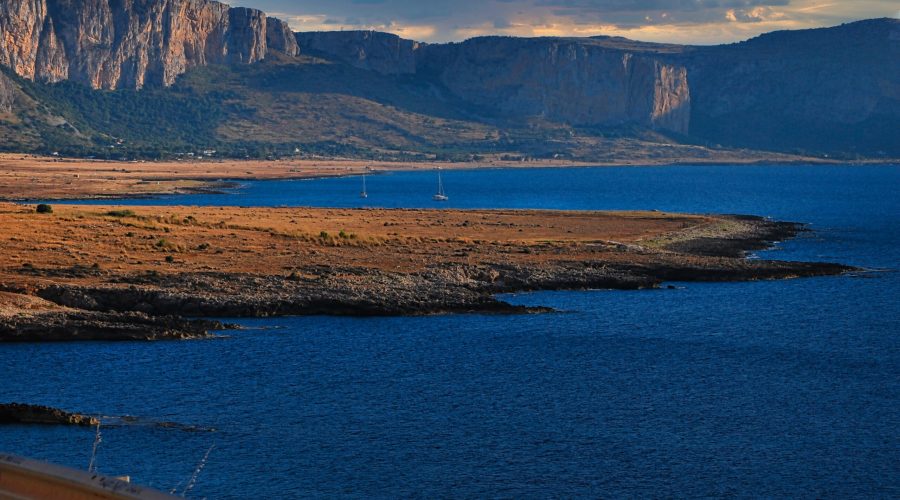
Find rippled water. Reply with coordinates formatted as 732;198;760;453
5;165;899;498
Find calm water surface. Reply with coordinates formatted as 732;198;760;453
5;165;900;498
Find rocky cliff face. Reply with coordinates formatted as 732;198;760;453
1;6;896;156
0;0;299;89
266;16;300;57
298;32;691;134
683;18;900;154
295;30;422;75
419;37;690;133
296;19;900;147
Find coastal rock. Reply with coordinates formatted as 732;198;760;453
28;252;849;322
0;308;220;341
0;210;854;341
0;403;99;426
0;0;299;89
29;216;851;321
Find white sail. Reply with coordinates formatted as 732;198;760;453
433;170;448;201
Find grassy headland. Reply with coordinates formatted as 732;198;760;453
0;202;851;341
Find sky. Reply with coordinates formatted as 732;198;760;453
234;0;900;45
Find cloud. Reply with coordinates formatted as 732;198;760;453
724;6;786;23
237;0;900;44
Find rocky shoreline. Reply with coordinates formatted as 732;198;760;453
0;206;854;341
0;403;216;433
0;403;99;427
0;310;222;342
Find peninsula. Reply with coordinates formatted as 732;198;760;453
0;201;850;341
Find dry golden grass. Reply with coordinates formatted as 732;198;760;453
0;203;712;291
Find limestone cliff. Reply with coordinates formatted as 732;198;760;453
295;30;422;75
0;0;299;89
417;37;690;133
296;32;691;134
293;19;900;146
266;17;299;57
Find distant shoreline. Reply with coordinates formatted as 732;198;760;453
1;152;897;202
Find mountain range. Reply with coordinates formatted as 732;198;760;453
0;0;897;160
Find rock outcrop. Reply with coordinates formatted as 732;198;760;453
24;218;850;321
266;16;300;57
0;0;299;89
0;403;99;426
0;309;221;341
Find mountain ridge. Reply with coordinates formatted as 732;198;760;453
0;0;896;159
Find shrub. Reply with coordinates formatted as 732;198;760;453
35;204;53;214
165;255;175;263
105;209;135;218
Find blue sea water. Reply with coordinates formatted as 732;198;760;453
4;165;900;498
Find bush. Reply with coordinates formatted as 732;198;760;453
35;204;53;214
105;209;135;217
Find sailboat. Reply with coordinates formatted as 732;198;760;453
360;172;368;199
433;170;449;201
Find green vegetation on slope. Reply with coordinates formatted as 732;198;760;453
9;70;224;158
0;56;858;162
